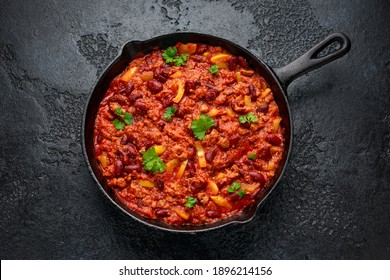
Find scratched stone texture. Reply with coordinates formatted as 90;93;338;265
0;0;389;259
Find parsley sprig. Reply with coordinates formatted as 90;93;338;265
209;64;218;74
185;196;197;208
228;182;246;198
112;107;133;130
239;113;258;125
163;106;177;121
248;153;257;160
191;114;215;140
142;147;166;174
162;47;189;66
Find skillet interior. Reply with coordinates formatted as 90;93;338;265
82;32;292;232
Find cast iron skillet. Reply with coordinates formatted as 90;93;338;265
82;32;351;233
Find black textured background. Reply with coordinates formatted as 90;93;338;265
0;0;389;259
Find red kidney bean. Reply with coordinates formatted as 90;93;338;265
256;104;269;113
114;160;123;176
117;149;129;164
248;84;257;101
249;171;265;184
243;157;253;165
155;74;167;83
261;146;272;161
250;188;262;199
204;82;218;91
228;56;238;71
162;97;173;108
205;89;218;102
241;122;250;129
144;140;153;149
124;164;142;172
187;161;196;176
228;193;240;202
134;100;147;111
126;82;134;94
120;134;128;145
147;80;163;93
97;133;103;143
230;135;240;147
206;210;221;218
238;56;249;68
196;44;208;54
185;80;196;92
156;120;166;130
110;94;127;105
155;209;169;217
265;134;282;146
129;93;142;103
205;148;217;163
156;178;164;190
127;144;138;156
117;87;126;94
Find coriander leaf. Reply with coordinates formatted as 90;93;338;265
112;119;125;130
228;182;241;193
162;47;190;66
185;196;197;208
162;47;177;63
248;153;257;160
236;189;246;198
209;64;218;74
191;114;215;140
239;113;259;125
115;107;123;116
123;112;133;125
142;147;166;174
163;106;177;121
174;54;189;66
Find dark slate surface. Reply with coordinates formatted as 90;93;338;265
0;0;389;259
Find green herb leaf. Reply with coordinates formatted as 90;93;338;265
112;119;125;130
162;47;177;63
239;113;259;125
115;107;123;116
142;147;166;174
209;64;219;74
248;153;257;160
191;114;215;140
174;54;189;66
162;47;189;66
185;196;197;208
228;182;241;193
236;189;246;198
123;112;133;125
163;106;178;121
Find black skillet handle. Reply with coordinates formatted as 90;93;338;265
273;32;351;89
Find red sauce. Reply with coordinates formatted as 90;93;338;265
94;43;285;225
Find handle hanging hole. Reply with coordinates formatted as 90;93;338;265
312;39;342;59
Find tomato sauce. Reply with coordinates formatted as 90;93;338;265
93;43;285;225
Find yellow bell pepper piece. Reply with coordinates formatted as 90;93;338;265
272;117;282;133
207;180;219;195
120;66;138;82
98;155;108;168
137;180;155;188
210;53;232;63
174;207;190;220
210;195;232;209
195;141;207;168
154;145;166;155
172;80;185;103
165;159;180;173
176;160;188;179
